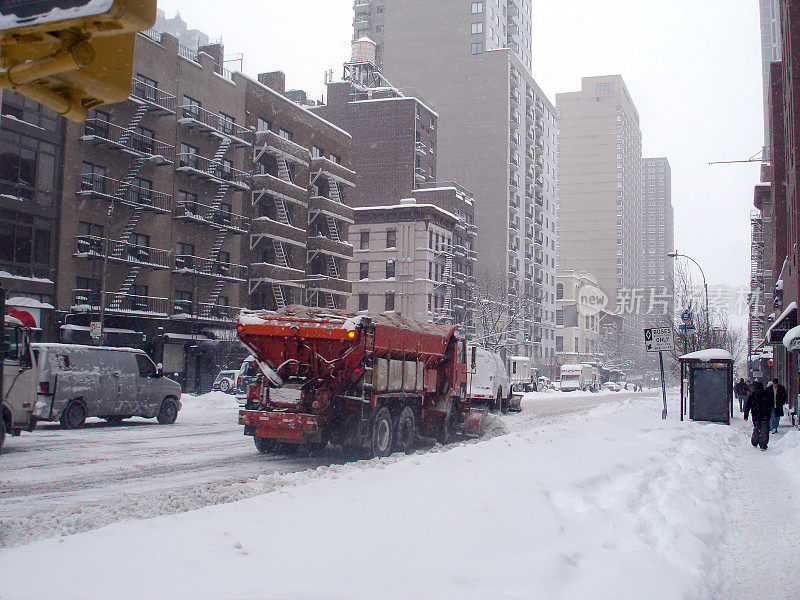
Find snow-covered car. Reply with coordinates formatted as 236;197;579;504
235;356;260;397
212;370;238;394
602;382;622;392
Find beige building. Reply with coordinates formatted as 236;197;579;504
556;75;644;360
347;186;477;334
640;157;675;322
555;271;601;365
353;0;559;369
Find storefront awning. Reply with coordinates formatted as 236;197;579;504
783;325;800;351
766;301;797;345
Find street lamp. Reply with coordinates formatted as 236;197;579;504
667;251;709;347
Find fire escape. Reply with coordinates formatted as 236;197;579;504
750;209;766;350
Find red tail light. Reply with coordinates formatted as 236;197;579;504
39;381;49;394
237;377;242;387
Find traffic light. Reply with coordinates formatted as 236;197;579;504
0;0;157;122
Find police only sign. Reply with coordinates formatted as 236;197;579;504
644;327;674;353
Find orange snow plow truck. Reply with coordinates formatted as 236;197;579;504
237;306;487;457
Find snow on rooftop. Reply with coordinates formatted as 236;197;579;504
679;349;734;362
7;296;54;310
354;203;458;222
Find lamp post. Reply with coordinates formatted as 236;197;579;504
667;251;709;348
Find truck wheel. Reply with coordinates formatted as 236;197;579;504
501;394;510;414
493;389;503;412
254;436;276;454
60;401;86;430
438;401;458;445
157;398;179;424
370;406;394;458
394;405;417;454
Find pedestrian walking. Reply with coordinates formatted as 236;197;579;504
734;378;748;413
744;380;772;450
765;378;788;434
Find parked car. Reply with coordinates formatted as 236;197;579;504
236;355;260;397
212;370;238;394
31;343;182;429
602;381;622;392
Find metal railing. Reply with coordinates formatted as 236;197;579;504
178;104;250;140
177;153;250;189
74;235;170;269
78;173;171;212
83;119;174;159
174;199;248;232
174;255;247;281
131;78;177;113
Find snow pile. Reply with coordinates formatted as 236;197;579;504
0;396;743;600
181;391;241;412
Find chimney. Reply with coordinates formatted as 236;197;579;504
258;71;286;94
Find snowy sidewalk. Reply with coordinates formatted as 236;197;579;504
717;416;800;599
2;394;800;599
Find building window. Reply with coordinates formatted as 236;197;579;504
359;261;369;280
179;143;198;168
360;231;369;250
556;309;563;326
219;112;235;135
313;146;325;158
358;293;368;311
556;336;563;352
385;292;395;311
279;128;293;141
181;95;201;119
386;260;395;279
80;162;106;192
471;22;483;34
555;282;563;300
257;117;271;132
386;229;396;248
471;42;483;54
471;2;483;13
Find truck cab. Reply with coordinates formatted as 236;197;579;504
2;315;38;453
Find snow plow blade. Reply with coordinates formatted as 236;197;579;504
239;409;323;443
463;407;488;437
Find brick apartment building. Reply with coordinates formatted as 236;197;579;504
759;1;800;409
37;28;354;391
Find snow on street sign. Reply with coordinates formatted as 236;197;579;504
90;321;102;339
644;327;673;353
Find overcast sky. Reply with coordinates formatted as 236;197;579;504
157;0;763;289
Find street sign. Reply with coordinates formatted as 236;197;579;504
681;310;692;324
644;327;674;353
679;323;696;331
90;321;102;339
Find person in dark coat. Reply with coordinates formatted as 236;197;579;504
765;378;788;433
734;378;748;412
744;381;772;450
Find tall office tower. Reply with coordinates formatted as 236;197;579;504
760;0;782;158
640;157;675;323
353;0;559;369
556;75;644;361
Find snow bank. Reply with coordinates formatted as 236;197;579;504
0;396;741;600
180;391;241;412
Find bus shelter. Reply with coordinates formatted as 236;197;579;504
679;349;734;424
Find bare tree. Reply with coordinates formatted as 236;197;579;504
470;272;533;355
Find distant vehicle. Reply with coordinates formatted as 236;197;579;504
537;376;553;390
507;355;534;392
602;381;621;392
468;344;512;412
31;344;182;429
2;314;37;453
236;356;260;397
560;364;597;392
212;370;238;394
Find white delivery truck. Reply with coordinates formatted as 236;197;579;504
560;363;597;392
467;344;512;412
507;355;533;392
2;314;38;453
31;344;182;429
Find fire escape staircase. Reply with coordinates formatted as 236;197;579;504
118;104;148;147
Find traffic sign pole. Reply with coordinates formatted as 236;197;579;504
659;351;667;419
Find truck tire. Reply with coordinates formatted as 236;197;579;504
156;397;179;424
501;393;510;414
493;389;503;412
60;400;86;430
370;406;394;458
254;436;276;454
438;401;458;445
394;405;417;454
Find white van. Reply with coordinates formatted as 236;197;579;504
32;344;182;429
467;344;511;412
2;315;37;453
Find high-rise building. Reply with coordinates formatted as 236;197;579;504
556;75;643;358
760;0;782;158
640;157;675;322
353;0;559;369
